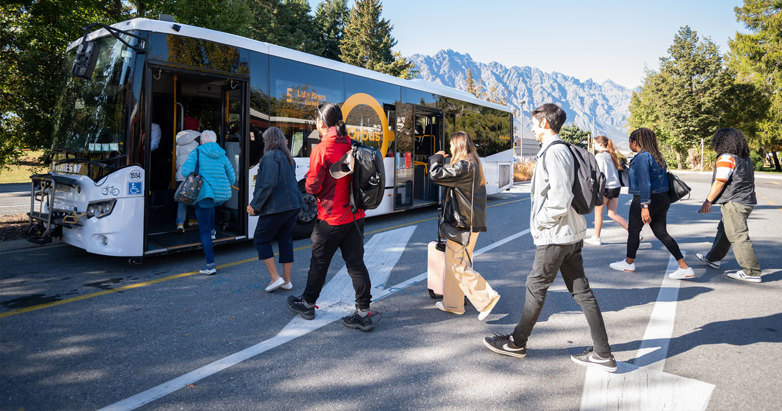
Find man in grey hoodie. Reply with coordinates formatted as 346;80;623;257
483;103;616;372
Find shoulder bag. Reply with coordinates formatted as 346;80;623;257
667;171;691;203
174;151;203;205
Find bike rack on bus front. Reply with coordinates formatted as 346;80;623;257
27;174;83;244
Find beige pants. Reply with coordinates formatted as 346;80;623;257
442;232;498;313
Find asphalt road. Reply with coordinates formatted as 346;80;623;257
1;173;781;410
0;183;30;216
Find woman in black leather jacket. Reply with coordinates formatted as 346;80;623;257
429;131;500;320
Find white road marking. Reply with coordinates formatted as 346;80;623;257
580;251;715;410
100;227;530;411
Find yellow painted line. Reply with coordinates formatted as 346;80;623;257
0;197;527;319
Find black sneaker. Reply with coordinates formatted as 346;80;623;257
570;347;617;372
286;295;315;320
483;334;526;358
342;310;374;332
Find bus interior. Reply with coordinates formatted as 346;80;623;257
145;68;248;253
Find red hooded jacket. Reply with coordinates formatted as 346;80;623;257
305;127;366;225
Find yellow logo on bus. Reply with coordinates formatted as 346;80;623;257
341;93;394;158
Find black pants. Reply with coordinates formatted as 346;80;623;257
303;218;371;309
512;241;611;356
627;193;683;260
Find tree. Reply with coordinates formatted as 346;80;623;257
728;0;782;170
559;124;591;148
339;0;416;79
314;0;350;61
250;0;319;54
465;69;482;97
629;26;732;168
138;0;255;37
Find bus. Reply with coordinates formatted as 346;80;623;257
28;17;514;262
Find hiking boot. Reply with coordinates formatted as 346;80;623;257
342;307;374;332
286;295;315;320
610;259;635;272
483;334;527;358
584;236;602;246
570;347;617;372
696;252;720;269
668;266;695;280
726;270;761;283
199;263;217;275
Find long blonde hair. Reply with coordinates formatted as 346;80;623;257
450;131;487;185
595;135;622;170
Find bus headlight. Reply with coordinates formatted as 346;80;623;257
86;199;117;218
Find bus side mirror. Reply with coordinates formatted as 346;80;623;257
72;40;100;79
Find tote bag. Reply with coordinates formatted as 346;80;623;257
667;171;691;203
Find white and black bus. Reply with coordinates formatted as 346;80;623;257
29;17;513;261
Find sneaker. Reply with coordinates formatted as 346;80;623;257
342;308;374;332
584;236;602;246
726;270;761;283
696;252;720;269
570;347;617;372
478;292;500;321
188;219;198;227
264;277;285;292
286;295;315;320
177;223;184;233
280;281;293;290
668;266;695;280
483;334;527;358
199;263;217;275
610;259;635;272
435;301;464;315
211;229;217;240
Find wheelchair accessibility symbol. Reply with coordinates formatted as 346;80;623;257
128;182;143;196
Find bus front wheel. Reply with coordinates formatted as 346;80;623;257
294;193;317;239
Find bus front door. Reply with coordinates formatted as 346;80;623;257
393;104;442;209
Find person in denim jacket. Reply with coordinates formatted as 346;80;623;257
610;128;693;279
247;127;305;292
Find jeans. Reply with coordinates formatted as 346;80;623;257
195;202;216;264
253;209;299;262
176;201;189;225
627;193;683;260
512;241;611;356
706;202;761;276
303;219;371;309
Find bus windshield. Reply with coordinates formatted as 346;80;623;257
52;34;138;164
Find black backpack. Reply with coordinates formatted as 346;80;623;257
349;142;386;213
542;140;605;214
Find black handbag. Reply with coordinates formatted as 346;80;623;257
667;171;691;203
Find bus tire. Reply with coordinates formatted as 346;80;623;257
293;192;317;239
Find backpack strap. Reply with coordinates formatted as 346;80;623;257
540;140;568;175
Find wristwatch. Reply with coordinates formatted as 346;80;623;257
642;203;649;209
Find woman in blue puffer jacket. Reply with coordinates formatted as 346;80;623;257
180;130;236;275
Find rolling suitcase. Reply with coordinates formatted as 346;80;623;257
427;239;446;299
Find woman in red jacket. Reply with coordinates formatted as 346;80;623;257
286;103;374;332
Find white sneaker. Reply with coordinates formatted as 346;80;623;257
726;270;761;283
669;267;695;280
264;277;285;292
610;259;635;272
211;229;217;240
478;292;500;321
280;281;293;290
584;236;602;246
696;252;720;269
435;301;464;315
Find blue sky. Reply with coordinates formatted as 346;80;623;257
308;0;746;89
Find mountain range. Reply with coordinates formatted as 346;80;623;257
408;50;634;150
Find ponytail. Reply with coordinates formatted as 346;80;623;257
595;135;622;170
317;103;347;137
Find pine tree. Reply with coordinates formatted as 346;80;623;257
250;0;319;54
465;69;482;97
339;0;415;78
729;0;782;169
314;0;350;61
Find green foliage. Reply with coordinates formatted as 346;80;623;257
314;0;350;61
728;0;782;168
339;0;416;78
629;26;735;169
144;0;255;37
559;124;590;148
750;149;765;170
250;0;319;53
